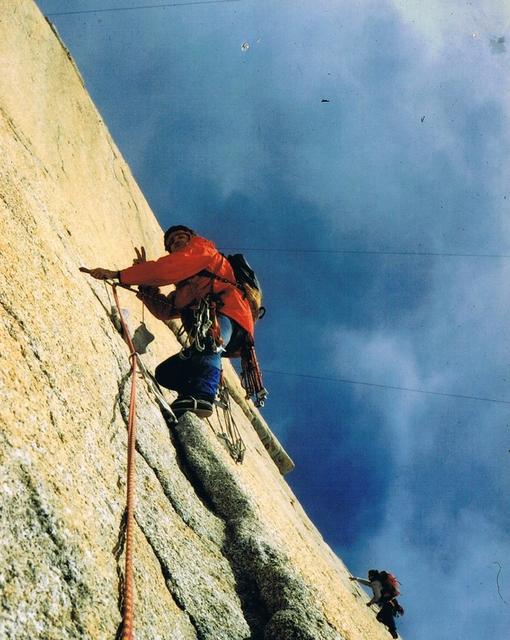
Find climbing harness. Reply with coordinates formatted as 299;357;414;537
207;377;246;463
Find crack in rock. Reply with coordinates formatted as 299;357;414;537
134;513;200;640
173;414;345;640
110;369;131;442
132;453;251;639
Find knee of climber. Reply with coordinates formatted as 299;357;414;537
155;354;184;391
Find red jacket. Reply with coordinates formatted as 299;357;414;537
119;236;254;337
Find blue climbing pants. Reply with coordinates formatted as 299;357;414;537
155;314;233;402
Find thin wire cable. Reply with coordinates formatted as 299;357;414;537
46;0;241;17
220;247;510;259
264;369;510;405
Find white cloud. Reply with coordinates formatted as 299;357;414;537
391;1;510;50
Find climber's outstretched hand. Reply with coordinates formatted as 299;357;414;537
79;266;118;280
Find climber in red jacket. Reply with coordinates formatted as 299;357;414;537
83;225;253;418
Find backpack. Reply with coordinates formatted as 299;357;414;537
225;254;265;322
379;572;400;598
199;254;265;323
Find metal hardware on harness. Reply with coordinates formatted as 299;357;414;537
180;295;222;358
191;296;212;351
240;344;268;407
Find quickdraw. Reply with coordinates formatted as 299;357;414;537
178;295;224;358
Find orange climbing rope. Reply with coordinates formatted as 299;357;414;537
111;284;137;640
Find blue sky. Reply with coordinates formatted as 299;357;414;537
36;1;510;638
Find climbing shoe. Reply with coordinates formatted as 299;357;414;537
171;396;213;418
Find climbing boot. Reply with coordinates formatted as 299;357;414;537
171;396;213;418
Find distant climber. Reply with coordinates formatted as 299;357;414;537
350;570;404;639
81;225;259;418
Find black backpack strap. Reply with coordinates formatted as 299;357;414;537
197;268;242;292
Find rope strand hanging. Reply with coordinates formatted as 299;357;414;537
110;283;138;640
207;376;246;463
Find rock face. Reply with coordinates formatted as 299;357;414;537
0;3;395;639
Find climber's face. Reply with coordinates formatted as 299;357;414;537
165;230;191;252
